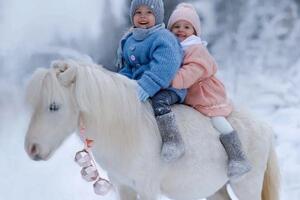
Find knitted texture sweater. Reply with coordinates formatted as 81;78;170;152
119;28;187;102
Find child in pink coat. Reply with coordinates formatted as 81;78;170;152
168;3;251;180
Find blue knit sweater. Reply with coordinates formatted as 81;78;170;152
119;28;187;102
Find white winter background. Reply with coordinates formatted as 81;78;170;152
0;0;299;200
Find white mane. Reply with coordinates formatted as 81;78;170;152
70;62;160;166
26;67;67;111
27;62;156;128
73;62;157;133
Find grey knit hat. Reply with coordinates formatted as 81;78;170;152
130;0;164;25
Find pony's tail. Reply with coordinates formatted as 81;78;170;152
261;141;280;200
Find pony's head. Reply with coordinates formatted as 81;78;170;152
25;60;80;161
25;59;151;162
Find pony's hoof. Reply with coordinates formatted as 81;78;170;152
228;160;252;181
161;142;185;162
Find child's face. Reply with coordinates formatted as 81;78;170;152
133;5;156;29
171;20;196;42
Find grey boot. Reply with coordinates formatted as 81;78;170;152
219;131;251;180
156;112;185;162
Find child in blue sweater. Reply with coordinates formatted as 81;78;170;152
117;0;186;162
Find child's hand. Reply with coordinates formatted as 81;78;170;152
137;85;149;102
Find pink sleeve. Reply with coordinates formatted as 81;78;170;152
172;45;216;89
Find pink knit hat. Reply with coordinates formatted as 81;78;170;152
167;3;201;36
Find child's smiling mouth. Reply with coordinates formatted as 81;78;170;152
176;33;186;38
138;21;149;25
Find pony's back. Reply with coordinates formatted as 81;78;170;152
160;105;273;199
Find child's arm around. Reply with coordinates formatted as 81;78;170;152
172;44;216;89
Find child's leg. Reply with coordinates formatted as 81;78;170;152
211;116;234;134
152;90;184;162
211;116;251;181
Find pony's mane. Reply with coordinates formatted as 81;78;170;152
27;61;157;143
26;68;67;111
73;62;155;132
72;62;159;154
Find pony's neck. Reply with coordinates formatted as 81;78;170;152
75;66;152;168
81;103;143;172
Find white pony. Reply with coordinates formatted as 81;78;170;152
25;60;280;200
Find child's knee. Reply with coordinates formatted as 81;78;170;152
153;100;171;116
211;116;234;134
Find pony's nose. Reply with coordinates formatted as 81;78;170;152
29;143;42;161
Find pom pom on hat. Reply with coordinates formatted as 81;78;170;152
167;3;201;36
177;3;196;9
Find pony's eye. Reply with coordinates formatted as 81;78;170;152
49;102;60;112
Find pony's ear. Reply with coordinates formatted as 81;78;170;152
52;60;69;73
53;60;78;86
58;66;77;86
51;60;78;86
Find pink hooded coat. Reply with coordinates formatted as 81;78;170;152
171;44;232;117
169;3;232;117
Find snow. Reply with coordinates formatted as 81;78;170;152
0;0;299;199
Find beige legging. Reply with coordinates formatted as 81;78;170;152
211;116;234;135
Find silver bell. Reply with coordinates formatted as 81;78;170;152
93;178;112;195
74;150;93;167
81;165;99;182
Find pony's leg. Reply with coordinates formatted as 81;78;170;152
207;171;263;200
116;185;138;200
229;178;263;200
207;185;231;200
228;167;265;200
